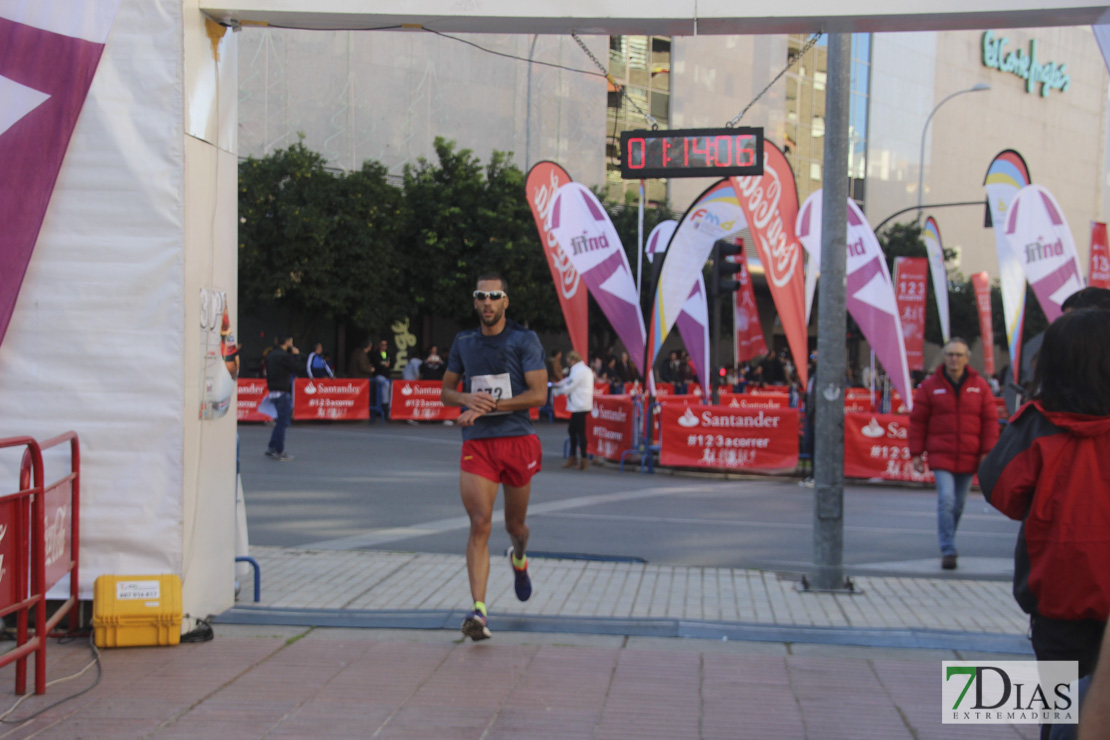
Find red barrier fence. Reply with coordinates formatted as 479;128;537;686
0;431;80;695
586;395;635;461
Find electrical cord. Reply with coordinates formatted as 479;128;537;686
426;29;605;78
0;632;102;724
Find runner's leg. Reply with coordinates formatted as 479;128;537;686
460;471;500;605
503;483;531;560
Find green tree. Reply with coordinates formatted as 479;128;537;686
238;142;404;338
397;138;558;331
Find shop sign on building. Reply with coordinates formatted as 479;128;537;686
981;30;1070;97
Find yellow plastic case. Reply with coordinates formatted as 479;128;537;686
92;574;182;648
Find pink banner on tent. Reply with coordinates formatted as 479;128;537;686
971;272;995;377
1090;221;1110;289
893;257;927;372
525;162;589;359
0;5;121;346
1006;184;1084;322
732;248;768;364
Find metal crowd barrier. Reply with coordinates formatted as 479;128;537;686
0;432;80;695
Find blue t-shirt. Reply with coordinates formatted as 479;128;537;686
446;320;546;441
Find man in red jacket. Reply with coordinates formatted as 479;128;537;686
908;338;999;570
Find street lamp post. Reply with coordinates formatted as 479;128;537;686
916;83;990;222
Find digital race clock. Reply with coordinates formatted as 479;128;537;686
619;127;764;180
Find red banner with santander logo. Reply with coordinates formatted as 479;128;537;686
659;404;798;472
587;395;635;460
237;379;271;421
293;378;369;421
843;412;934;483
390;380;461;421
719;392;790;410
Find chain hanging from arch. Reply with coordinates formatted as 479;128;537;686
727;32;823;128
572;31;660;129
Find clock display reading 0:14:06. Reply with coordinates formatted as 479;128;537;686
619;127;764;179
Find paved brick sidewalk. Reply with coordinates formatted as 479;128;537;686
0;626;1037;739
232;546;1028;638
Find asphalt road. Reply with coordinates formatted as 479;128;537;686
237;420;1022;580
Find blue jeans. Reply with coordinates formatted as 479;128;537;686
935;470;973;556
267;392;293;454
373;376;391;407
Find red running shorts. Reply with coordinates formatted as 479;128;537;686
460;434;543;487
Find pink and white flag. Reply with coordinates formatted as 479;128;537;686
1089;221;1110;289
0;0;123;347
525;161;590;359
797;190;912;410
645;220;677;263
1005;184;1084;322
674;274;710;394
549;182;646;375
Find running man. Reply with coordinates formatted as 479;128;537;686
441;273;548;641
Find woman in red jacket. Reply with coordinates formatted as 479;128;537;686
908;338;999;570
980;309;1110;705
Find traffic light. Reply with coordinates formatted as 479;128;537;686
712;240;745;296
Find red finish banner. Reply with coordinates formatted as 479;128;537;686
1090;221;1110;288
894;257;928;372
659;404;799;472
293;378;370;421
971;271;995;377
843;412;934;483
732;249;768;363
525;162;589;359
237;379;271;422
587;395;635;461
390;380;460;421
718;392;791;409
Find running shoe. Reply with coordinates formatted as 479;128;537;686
511;552;532;602
461;609;491;641
265;450;294;461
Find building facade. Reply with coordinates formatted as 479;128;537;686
239;25;1110;368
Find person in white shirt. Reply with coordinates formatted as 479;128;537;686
552;350;595;470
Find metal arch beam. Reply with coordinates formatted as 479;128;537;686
201;0;1110;34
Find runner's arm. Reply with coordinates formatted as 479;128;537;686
441;370;496;413
493;369;549;412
